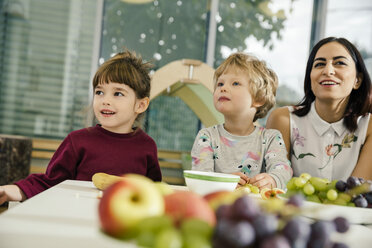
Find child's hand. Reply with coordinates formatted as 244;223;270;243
0;185;25;205
0;186;8;205
231;172;250;187
249;173;276;190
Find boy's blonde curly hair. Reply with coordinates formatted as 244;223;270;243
214;52;278;122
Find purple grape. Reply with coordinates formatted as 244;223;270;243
231;195;260;221
335;180;348;192
286;194;305;207
282;217;311;244
347;176;361;188
252;214;278;239
364;192;372;204
353;194;368;208
308;220;334;248
259;234;291;248
215;204;232;220
213;219;255;247
332;242;349;248
333;217;350;233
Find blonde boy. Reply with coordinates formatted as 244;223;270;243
191;53;292;189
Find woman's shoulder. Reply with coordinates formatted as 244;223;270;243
266;107;290;129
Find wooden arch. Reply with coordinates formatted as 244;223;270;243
150;59;223;127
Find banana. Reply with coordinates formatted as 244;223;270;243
92;172;123;190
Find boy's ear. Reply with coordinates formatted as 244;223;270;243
135;97;150;114
252;100;265;108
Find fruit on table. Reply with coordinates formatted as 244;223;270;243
286;174;372;208
98;174;164;237
212;194;350;248
154;181;174;196
260;188;285;200
164;191;216;227
92;172;123;190
203;190;241;210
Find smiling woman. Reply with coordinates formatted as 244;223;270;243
266;37;372;181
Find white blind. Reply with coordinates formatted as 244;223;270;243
0;0;99;139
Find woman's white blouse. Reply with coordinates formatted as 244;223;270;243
288;103;370;181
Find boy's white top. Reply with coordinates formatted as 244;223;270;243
191;124;292;189
288;102;370;181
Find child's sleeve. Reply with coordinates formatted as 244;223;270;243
264;130;293;189
191;130;215;172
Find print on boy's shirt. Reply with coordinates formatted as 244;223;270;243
192;134;218;165
220;135;238;147
238;151;260;175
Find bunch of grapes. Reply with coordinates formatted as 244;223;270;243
286;173;372;208
124;215;213;248
212;194;350;248
335;176;372;208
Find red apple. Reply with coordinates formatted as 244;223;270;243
164;191;216;227
98;175;164;237
203;190;241;211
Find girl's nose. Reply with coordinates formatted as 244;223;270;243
322;62;335;76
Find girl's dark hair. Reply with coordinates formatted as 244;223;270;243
92;49;152;127
293;37;372;132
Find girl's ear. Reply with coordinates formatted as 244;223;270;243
135;97;150;114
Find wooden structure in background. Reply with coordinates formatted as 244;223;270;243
150;59;223;127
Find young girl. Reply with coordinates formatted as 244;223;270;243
266;37;372;181
0;50;162;205
191;53;292;190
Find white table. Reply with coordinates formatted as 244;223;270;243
0;180;135;248
0;180;372;248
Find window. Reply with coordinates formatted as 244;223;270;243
325;0;372;75
0;0;99;138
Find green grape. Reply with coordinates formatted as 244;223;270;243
318;191;328;201
306;194;321;203
154;228;183;248
182;234;211;248
326;179;338;190
299;173;311;181
333;198;348;206
180;219;213;240
303;183;315;195
136;231;156;247
347;202;356;207
286;178;297;190
327;189;338;201
250;185;260;194
309;177;328;191
283;189;300;198
294;177;307;188
338;193;352;203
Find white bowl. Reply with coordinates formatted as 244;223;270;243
183;170;240;196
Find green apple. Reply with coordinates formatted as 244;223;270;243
154;181;174;196
98;174;164;237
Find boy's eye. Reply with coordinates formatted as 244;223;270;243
95;90;103;95
217;82;224;87
232;81;240;86
114;92;124;96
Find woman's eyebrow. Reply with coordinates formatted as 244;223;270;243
314;56;349;62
